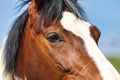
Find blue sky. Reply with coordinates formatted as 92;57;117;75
82;0;120;56
0;0;120;56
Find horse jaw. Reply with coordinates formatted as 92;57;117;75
60;11;120;80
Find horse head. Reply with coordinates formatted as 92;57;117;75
1;0;120;80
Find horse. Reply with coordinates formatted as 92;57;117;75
0;0;120;80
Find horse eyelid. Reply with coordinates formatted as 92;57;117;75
46;32;64;43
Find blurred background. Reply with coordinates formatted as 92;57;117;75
0;0;120;72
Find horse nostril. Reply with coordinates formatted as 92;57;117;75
64;68;71;73
55;63;71;73
56;63;65;71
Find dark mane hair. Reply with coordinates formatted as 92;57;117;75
4;9;29;72
37;0;86;27
4;0;86;73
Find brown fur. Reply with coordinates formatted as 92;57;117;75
90;25;101;43
14;0;102;80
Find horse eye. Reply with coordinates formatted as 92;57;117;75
46;32;64;43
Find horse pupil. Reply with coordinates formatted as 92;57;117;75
51;35;59;42
47;32;63;43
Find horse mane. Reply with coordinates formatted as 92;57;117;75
4;9;29;73
4;0;86;73
36;0;86;27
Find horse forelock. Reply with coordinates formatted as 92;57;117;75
28;0;86;33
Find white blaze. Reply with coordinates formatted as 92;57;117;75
60;11;120;80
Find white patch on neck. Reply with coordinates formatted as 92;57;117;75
60;11;120;80
14;75;22;80
0;36;13;80
14;75;27;80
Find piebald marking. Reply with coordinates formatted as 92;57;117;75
60;11;120;80
0;11;120;80
0;36;13;80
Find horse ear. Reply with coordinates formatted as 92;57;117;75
28;0;48;26
90;25;101;44
28;0;40;26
